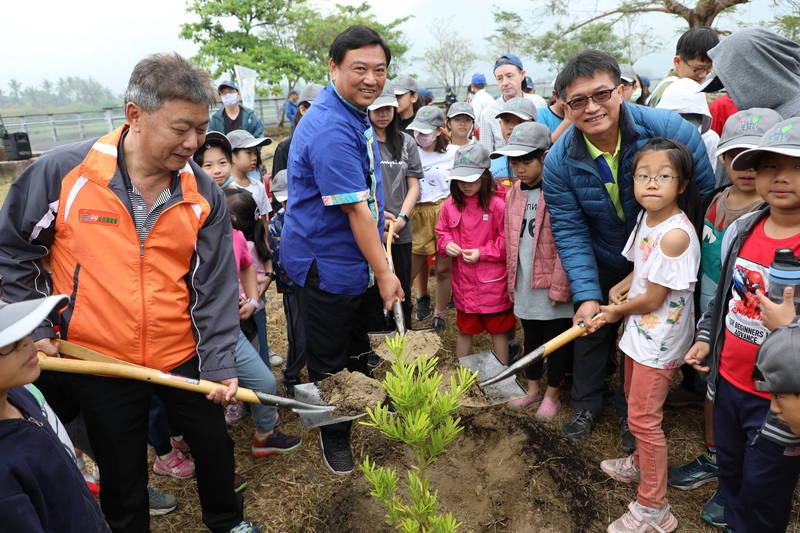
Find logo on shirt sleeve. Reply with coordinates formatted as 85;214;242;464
78;209;119;226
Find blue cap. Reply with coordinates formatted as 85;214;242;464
494;53;523;71
524;75;534;89
471;73;486;86
419;88;434;100
217;80;239;93
639;75;651;88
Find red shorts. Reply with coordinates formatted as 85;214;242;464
456;309;516;335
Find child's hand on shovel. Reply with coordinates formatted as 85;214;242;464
206;377;239;405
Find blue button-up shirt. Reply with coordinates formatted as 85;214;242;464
282;82;384;295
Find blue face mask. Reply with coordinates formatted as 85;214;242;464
221;93;239;107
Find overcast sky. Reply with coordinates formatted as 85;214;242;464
2;0;784;96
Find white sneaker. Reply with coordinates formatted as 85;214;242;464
608;501;677;533
269;353;284;367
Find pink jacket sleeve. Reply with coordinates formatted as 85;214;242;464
435;199;455;257
478;198;506;263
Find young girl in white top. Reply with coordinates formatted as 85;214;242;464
598;138;702;533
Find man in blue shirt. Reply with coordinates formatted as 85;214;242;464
282;25;403;475
284;90;299;129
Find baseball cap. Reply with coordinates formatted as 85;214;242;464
393;76;418;96
698;72;724;93
471;73;486;86
450;143;491;183
271;169;288;203
299;83;324;106
755;319;800;393
491;122;551;159
407;106;445;134
0;295;69;349
619;64;637;83
447;102;475;120
494;53;524;71
227;129;272;149
640;75;651;88
732;117;800;170
217;80;239;93
524;75;534;89
368;84;398;111
203;131;233;154
716;108;783;158
494;97;537;121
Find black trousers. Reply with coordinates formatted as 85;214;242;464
70;357;242;533
521;318;573;387
282;288;307;386
570;271;628;418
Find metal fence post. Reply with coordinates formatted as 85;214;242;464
49;115;58;143
76;113;85;139
105;109;114;132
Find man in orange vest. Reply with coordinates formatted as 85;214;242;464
0;54;259;533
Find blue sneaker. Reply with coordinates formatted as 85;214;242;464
668;453;718;490
700;490;726;528
147;486;177;516
229;521;261;533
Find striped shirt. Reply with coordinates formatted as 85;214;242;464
127;184;172;243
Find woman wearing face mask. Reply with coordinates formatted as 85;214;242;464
367;85;423;329
208;80;265;138
407;106;458;332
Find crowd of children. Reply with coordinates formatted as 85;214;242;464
2;23;799;533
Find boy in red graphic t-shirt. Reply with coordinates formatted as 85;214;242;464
685;117;800;533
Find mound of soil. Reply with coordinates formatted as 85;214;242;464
316;409;624;532
372;330;442;363
318;369;386;416
437;350;491;408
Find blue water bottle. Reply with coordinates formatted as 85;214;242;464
767;248;800;313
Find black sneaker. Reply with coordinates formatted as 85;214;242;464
147;485;177;516
700;489;726;528
668;453;718;490
416;295;432;321
562;409;595;441
431;316;446;333
319;428;354;475
619;417;636;453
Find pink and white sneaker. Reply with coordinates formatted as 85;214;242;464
153;449;195;479
534;396;561;420
506;393;542;411
225;401;245;425
607;501;678;533
169;436;190;454
600;454;641;483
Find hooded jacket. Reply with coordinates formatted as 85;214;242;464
208;105;265;137
708;28;800;119
542;102;715;303
0;126;240;381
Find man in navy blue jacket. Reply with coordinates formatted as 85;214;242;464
543;49;714;447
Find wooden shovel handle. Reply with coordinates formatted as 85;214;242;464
386;219;395;258
38;354;262;404
542;315;608;356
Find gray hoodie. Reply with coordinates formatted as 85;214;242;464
708;28;800;119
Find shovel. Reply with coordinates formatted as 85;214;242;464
479;314;607;388
43;342;333;417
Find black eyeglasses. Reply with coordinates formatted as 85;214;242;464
633;173;679;185
565;89;615;110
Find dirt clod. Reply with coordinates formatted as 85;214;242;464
317;369;386;416
371;330;442;363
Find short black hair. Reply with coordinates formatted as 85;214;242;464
329;25;391;67
676;27;719;62
554;49;620;100
508;149;545;162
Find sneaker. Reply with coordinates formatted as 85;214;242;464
416;294;432;321
169;436;190;454
431;315;446;333
269;351;284;367
233;473;248;493
535;396;561;420
153;450;195;479
148;485;178;516
506;394;542;411
319;428;354;475
229;521;261;533
665;386;704;408
608;501;677;533
668;454;718;490
700;490;726;528
619;417;636;454
562;409;595;441
252;429;302;457
225;401;244;425
600;454;641;483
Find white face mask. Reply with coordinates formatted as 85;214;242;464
631;88;642;102
414;131;436;148
221;93;239;107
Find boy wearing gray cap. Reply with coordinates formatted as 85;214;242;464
685;117;800;532
490;97;537;197
500;123;573;419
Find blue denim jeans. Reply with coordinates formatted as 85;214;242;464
235;330;278;431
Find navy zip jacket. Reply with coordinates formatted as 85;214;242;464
542;102;715;303
0;387;109;532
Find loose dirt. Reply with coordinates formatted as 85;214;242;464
317;369;386;416
371;330;442;363
437;349;491;408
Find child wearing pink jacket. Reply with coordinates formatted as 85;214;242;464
495;122;573;419
436;143;515;364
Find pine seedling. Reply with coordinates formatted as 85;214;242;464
360;335;477;532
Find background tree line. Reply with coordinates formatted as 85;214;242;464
1;76;119;115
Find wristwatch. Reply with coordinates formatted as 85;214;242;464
397;212;409;222
265;271;277;281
